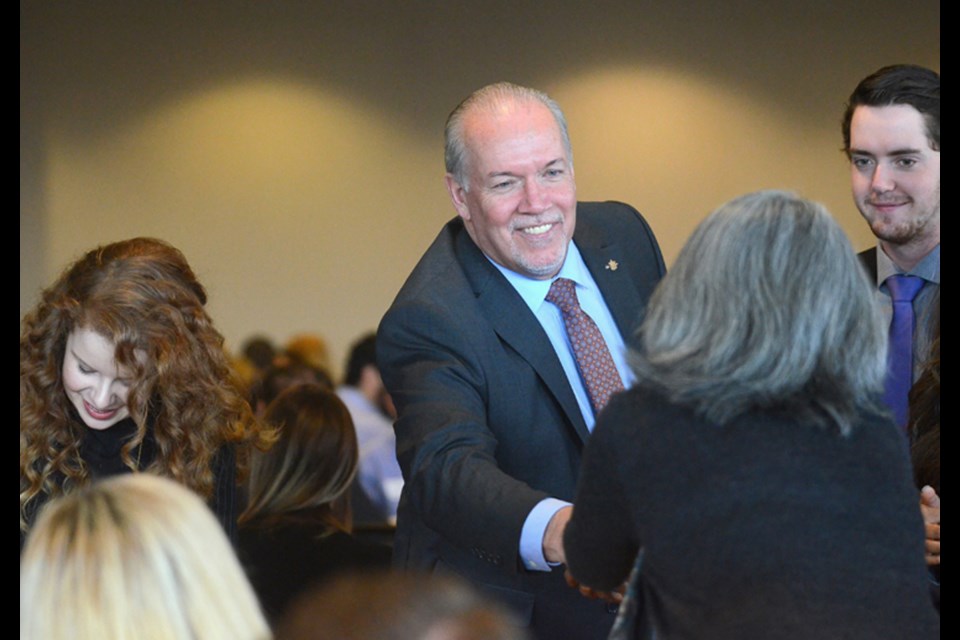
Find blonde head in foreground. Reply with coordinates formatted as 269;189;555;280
20;474;270;640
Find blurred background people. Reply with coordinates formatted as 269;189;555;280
20;237;269;545
564;191;938;638
233;334;280;391
284;333;333;378
276;571;529;640
250;357;334;415
239;383;390;623
336;332;402;525
20;474;270;640
243;334;280;374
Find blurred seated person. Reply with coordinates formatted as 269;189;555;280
243;334;279;373
277;571;529;640
250;358;334;415
564;191;939;639
239;383;391;623
337;332;403;525
284;333;333;376
20;474;269;640
233;334;280;390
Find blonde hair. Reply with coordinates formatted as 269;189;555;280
20;474;270;640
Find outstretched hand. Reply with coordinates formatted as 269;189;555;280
919;485;940;566
543;506;573;564
564;569;625;604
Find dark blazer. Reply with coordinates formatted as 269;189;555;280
858;246;878;282
239;519;391;624
378;201;665;639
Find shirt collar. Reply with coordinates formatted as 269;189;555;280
876;242;940;285
489;241;590;314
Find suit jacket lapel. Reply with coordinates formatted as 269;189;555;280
454;224;591;443
575;215;646;350
858;246;879;283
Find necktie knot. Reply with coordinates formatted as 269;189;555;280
885;274;924;303
884;274;923;302
546;277;580;315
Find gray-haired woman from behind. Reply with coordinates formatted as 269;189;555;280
564;191;938;639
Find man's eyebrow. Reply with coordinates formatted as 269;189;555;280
887;147;927;156
849;147;926;157
484;157;568;180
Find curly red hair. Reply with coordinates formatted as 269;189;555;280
21;238;269;531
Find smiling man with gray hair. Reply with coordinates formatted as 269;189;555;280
378;82;665;639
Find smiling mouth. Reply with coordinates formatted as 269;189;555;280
869;198;910;208
83;400;120;420
521;223;555;236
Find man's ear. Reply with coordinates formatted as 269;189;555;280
445;174;471;221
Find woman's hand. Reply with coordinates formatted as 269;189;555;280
564;569;625;604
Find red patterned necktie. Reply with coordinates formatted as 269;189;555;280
546;277;624;415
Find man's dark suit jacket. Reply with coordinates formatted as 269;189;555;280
858;246;879;281
378;201;665;639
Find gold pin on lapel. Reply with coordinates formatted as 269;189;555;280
605;259;619;271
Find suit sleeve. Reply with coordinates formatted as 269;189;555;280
378;298;552;572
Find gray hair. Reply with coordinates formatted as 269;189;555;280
444;82;572;190
632;190;887;435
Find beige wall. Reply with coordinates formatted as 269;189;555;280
20;1;939;374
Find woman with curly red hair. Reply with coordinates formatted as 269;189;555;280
20;237;269;543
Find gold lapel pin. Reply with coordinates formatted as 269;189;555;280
605;259;619;271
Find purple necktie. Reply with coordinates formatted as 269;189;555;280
883;274;925;429
546;278;624;415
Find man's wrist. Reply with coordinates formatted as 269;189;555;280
543;506;573;565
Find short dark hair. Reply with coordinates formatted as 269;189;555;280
252;359;333;408
344;332;378;387
842;64;940;154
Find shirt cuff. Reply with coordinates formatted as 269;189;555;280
520;497;572;572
